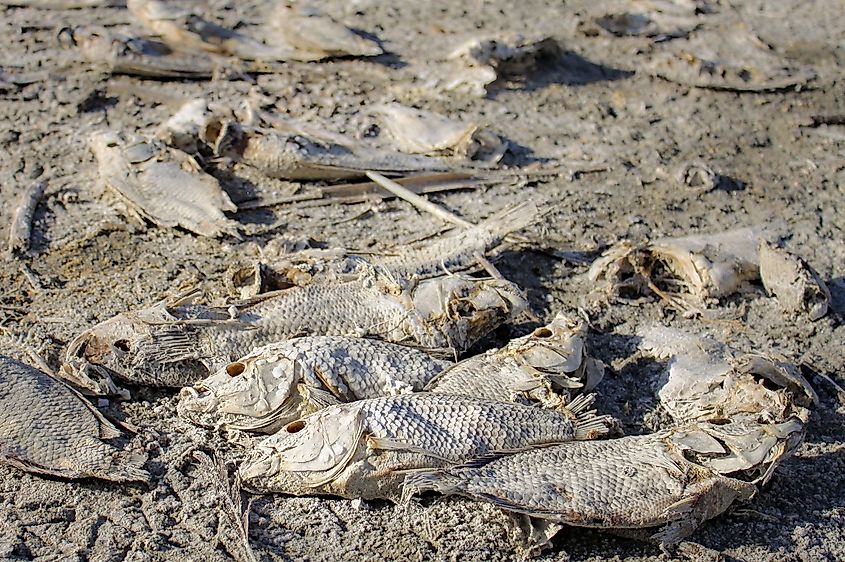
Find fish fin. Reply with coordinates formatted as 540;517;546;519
400;469;458;503
477;201;539;240
562;393;595;416
451;452;507;470
303;385;342;409
366;436;452;462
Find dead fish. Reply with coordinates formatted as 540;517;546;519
228;202;537;298
89;130;239;237
0;355;148;482
640;326;816;424
403;416;805;551
587;227;763;314
439;34;560;96
61;273;527;394
373;103;505;162
426;312;603;408
759;240;830;321
593;0;713;39
127;0;323;62
272;2;382;58
59;26;219;80
239;393;612;501
643;24;815;91
178;335;449;433
206;120;450;181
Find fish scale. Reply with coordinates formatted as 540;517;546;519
178;336;448;433
402;426;787;546
0;356;147;482
239;393;611;500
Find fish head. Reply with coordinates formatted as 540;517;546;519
239;404;364;495
178;351;306;432
411;277;529;350
61;304;176;391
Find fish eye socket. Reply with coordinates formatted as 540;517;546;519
533;328;553;338
113;340;131;352
285;420;306;433
226;362;246;377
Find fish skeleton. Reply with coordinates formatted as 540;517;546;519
239;392;611;501
178;335;449;433
0;355;148;482
61;272;527;394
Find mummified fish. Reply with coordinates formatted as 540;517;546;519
758;240;830;321
178;336;449;433
639;326;816;425
0;356;148;482
587;227;764;314
426;311;603;408
59;26;221;80
271;2;383;58
89;130;239;237
206;120;451;181
228;202;538;298
61;273;527;394
403;416;805;550
239;393;611;501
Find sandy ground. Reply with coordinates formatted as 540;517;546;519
1;0;844;560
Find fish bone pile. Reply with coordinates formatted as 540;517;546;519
0;0;834;558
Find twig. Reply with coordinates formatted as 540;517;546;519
7;180;46;258
365;171;473;228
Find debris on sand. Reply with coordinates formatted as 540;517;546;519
373;102;506;161
89;130;239;237
271;2;383;58
422;33;560;97
0;355;149;482
239;393;611;501
127;0;380;63
7;180;45;258
759;240;831;321
592;0;716;39
59;26;224;80
643;24;816;91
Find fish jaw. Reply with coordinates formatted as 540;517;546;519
57;357;129;399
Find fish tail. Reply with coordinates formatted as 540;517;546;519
565;394;613;440
478;201;538;239
105;450;151;483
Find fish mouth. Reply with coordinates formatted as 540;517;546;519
178;385;219;413
58;357;129;399
239;450;279;482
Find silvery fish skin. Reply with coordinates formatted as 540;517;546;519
61;272;527;393
177;335;449;433
0;356;148;482
403;417;806;547
239;393;611;501
426;311;603;408
228;202;538;298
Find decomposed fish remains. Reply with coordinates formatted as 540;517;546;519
239;393;612;501
0;356;148;482
61;272;527;394
178;335;449;433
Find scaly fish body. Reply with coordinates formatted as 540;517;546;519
178;335;449;432
403;418;805;546
427;311;603;408
0;356;148;482
240;393;611;501
62;273;526;392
